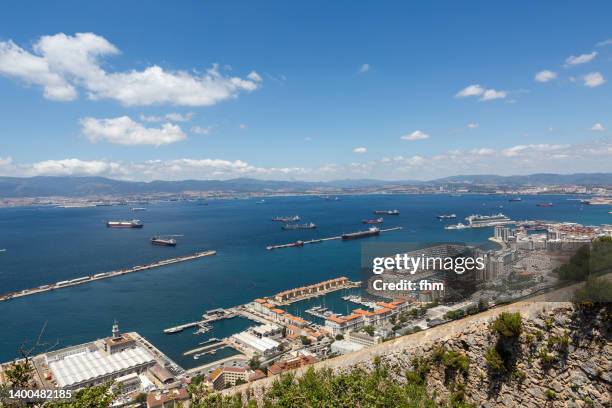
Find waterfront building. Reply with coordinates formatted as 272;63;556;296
208;367;264;390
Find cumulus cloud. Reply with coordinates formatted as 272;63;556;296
455;84;506;101
535;70;557;82
80;116;186;146
400;130;430;141
359;64;370;73
583;72;605;88
565;52;597;66
591;123;605;131
0;33;262;106
239;124;247;129
467;123;478;129
596;39;612;47
353;147;367;153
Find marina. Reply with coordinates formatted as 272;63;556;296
0;250;217;302
266;226;402;250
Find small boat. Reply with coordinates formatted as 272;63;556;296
537;202;553;207
436;214;456;219
362;218;384;224
131;207;147;211
508;197;522;202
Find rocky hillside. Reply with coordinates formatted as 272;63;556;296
228;299;610;407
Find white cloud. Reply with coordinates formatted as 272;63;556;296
596;39;612;47
455;84;484;98
501;144;568;157
140;112;194;122
455;84;506;101
467;123;478;129
353;147;367;154
80;116;186;146
2;139;612;181
239;124;247;129
535;70;557;82
359;64;370;73
591;123;605;131
470;148;495;156
583;72;605;88
191;125;213;135
480;89;507;101
0;33;261;106
401;130;430;141
565;51;597;66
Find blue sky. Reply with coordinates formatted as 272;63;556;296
0;0;611;180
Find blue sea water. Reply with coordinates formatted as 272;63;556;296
0;194;609;368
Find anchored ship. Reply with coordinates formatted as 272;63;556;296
272;215;300;222
445;223;468;230
537;202;554;207
342;227;380;240
437;214;457;219
508;197;522;202
106;220;143;228
151;237;177;246
282;222;316;230
131;207;147;211
362;217;384;224
373;209;399;215
465;213;511;227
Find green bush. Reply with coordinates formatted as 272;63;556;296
490;312;522;337
484;347;506;374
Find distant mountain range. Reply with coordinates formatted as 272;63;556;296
0;173;610;197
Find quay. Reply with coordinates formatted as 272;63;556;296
184;341;227;356
266;226;402;250
164;309;236;334
0;250;217;303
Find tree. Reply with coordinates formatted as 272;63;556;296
300;336;312;346
361;325;375;336
334;334;344;341
47;383;115;408
490;312;522;338
249;355;261;370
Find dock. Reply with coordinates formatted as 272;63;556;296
266;227;402;250
0;250;217;302
184;341;227;356
163;309;236;334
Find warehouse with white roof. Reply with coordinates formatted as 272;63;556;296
232;331;280;357
47;345;155;389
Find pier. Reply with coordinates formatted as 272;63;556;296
0;250;217;302
266;226;402;250
184;341;227;356
163;309;236;334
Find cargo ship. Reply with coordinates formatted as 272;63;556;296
131;207;147;211
151;237;177;246
373;209;399;215
508;197;522;202
106;220;143;228
436;214;457;219
272;215;300;222
362;217;384;224
465;213;511;227
537;202;554;207
342;227;380;240
266;240;304;250
282;222;316;230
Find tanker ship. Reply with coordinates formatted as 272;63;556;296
374;209;399;215
282;222;317;230
106;220;143;228
272;215;300;222
151;237;177;246
342;227;380;240
362;217;384;224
